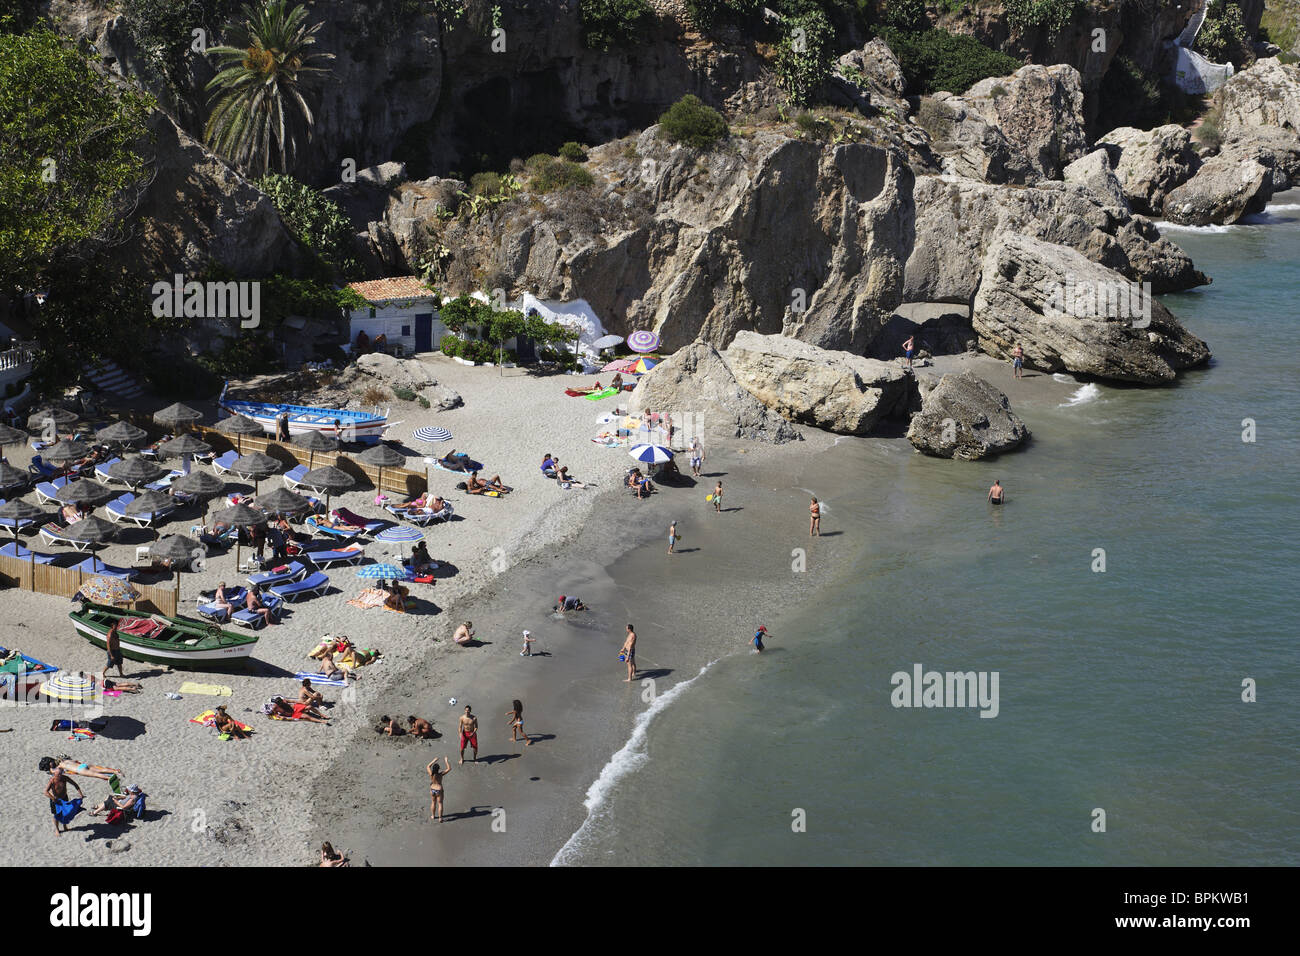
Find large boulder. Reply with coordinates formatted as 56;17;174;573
1221;127;1300;191
1062;149;1128;210
906;372;1029;460
1215;57;1300;141
831;38;910;118
904;175;1207;303
1096;125;1201;216
960;64;1090;179
628;342;802;444
914;93;1038;185
1162;153;1272;225
339;353;438;393
971;234;1211;383
722;331;917;435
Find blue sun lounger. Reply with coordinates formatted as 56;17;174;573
301;545;365;567
247;561;307;589
74;557;136;580
0;541;58;564
282;465;309;489
231;594;284;629
33;477;70;504
267;570;330;602
38;524;95;552
196;587;248;623
93;458;123;483
304;516;360;539
211;451;238;475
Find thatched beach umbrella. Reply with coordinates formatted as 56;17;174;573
231;451;279;491
64;516;117;554
255;487;311;517
291;430;338;469
211;501;267;570
107;456;165;489
217;414;264;453
124;489;176;531
94;420;148;447
157;433;212;459
299;466;354;508
0;498;44;540
153;402;204;429
55;478;115;508
27;406;77;433
358;443;405;494
0;461;28;493
172;470;225;517
151;534;203;603
41;438;90;464
0;423;28;448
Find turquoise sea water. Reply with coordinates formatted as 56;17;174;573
555;199;1300;866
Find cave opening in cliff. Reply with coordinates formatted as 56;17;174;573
455;73;587;177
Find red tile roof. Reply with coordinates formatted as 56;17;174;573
346;276;436;302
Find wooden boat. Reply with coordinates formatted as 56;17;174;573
219;382;390;444
69;602;259;668
0;645;58;699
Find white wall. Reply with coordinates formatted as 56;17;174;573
348;300;446;353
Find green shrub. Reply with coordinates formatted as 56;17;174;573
524;154;595;192
1198;0;1252;67
880;26;1022;95
257;173;359;279
392;386;418;401
558;141;588;161
580;0;654;50
1194;108;1223;150
884;0;929;31
440;334;462;357
1004;0;1077;34
658;94;729;150
776;8;836;106
418;395;431;408
469;171;504;196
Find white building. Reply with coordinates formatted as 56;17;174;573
345;277;446;355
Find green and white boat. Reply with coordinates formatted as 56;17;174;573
69;602;259;668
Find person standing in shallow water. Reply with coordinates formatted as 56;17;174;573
988;480;1005;505
621;624;637;682
809;497;821;536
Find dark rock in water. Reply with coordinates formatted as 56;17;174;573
1162;153;1273;226
628;342;802;444
907;372;1029;460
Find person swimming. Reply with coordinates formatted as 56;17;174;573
988;480;1005;504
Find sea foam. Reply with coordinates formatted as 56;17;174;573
1059;383;1102;407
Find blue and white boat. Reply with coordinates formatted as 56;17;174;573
218;382;390;445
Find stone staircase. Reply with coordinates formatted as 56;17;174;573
82;359;145;399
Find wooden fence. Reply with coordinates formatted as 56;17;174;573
118;413;426;498
0;553;178;616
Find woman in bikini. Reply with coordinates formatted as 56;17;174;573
213;705;250;739
506;699;532;746
427;756;450;821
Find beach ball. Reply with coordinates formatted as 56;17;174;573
448;697;457;706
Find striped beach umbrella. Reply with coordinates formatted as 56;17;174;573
627;356;658;374
601;358;637;373
627;330;660;353
413;426;453;443
628;444;673;464
41;671;99;703
376;525;423;543
356;563;414;580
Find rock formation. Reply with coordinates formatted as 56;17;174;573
959;64;1090;179
971;234;1211;384
1062;149;1128;210
1096;125;1202;217
906;372;1029;460
1162;153;1272;226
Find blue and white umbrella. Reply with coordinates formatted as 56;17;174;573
413;426;453;443
356;563;413;580
376;526;424;543
628;444;673;464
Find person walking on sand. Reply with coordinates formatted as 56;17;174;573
902;335;915;371
520;630;535;657
507;699;532;746
689;437;705;477
458;705;478;763
621;624;637;682
713;481;723;513
988;479;1005;505
809;497;821;537
752;625;768;653
668;520;678;554
44;767;83;836
427;756;450;822
1012;343;1024;379
101;620;125;680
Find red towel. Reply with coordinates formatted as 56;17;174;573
119;618;163;638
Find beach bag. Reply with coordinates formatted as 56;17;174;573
105;807;126;825
456;481;467;490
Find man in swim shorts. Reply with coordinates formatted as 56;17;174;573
988;480;1004;504
689;437;704;477
458;705;478;763
622;624;637;683
1012;343;1024;379
902;335;915;371
44;767;83;836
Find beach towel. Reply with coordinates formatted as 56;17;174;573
52;798;83;825
190;709;252;733
294;671;347;687
432;459;482;475
178;682;232;697
119;618;165;639
584;387;619;401
347;588;386;610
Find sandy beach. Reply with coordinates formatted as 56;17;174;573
1;350;1071;865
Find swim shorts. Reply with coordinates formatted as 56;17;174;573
106;648;122;666
1013;357;1023;368
460;732;477;750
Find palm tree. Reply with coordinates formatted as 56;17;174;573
204;1;334;175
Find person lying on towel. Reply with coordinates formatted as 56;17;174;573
266;695;329;723
437;449;472;472
465;471;509;495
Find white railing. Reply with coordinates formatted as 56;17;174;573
0;344;37;372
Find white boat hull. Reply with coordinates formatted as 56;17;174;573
72;619;255;663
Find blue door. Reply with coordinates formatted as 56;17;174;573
414;314;433;353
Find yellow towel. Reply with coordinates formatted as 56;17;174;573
179;682;232;697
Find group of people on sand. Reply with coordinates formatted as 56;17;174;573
41;758;144;836
416;700;532;823
381;714;435;737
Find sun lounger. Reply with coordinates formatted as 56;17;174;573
282;465;308;489
105;493;176;527
33;477;69;504
0;541;57;564
196;587;248;623
302;545;365;567
333;507;386;534
38;523;95;551
211;451;238;475
93;458;123;483
247;561;307;588
304;515;360;539
230;594;283;629
144;470;186;491
267;570;330;602
74;557;136;580
386;503;453;525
